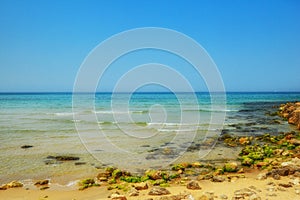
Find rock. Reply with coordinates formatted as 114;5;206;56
239;137;250;145
198;194;214;200
249;186;262;192
234;188;256;197
74;162;86;165
111;193;127;200
186;180;201;190
256;173;267;180
224;162;238;172
46;155;79;161
278;183;293;188
145;170;163;180
40;186;50;190
272;174;281;180
157;192;192;200
2;181;23;189
290;178;300;185
21;145;33;149
97;172;111;181
128;188;139;196
134;183;148;190
219;194;228;199
277;186;286;191
249;194;261;200
34;180;49;186
148;186;171;195
212;176;225;182
279;102;300;130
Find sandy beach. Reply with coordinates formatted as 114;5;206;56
1;170;299;200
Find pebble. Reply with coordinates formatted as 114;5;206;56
111;194;127;200
277;186;287;191
148;186;171;196
212;176;225;182
278;183;293;188
249;194;261;200
256;173;267;180
128;188;139;196
186;180;201;190
249;186;262;192
219;194;228;199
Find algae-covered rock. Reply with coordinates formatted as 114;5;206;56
224;162;238;172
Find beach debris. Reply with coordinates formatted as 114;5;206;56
21;145;33;149
186;180;201;190
148;186;171;195
0;181;23;190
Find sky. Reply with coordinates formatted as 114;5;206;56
0;0;299;92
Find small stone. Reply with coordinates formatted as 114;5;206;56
249;186;262;192
266;193;277;197
21;145;33;149
272;174;281;180
148;186;171;196
290;178;300;185
267;181;276;186
295;188;300;195
277;186;286;191
256;173;267;180
134;183;148;190
74;162;86;165
5;181;23;188
249;194;261;200
266;186;276;192
40;186;49;190
186;180;201;190
224;162;238;172
128;188;139;196
198;194;213;200
34;180;49;186
111;193;127;200
212;176;225;182
219;194;228;199
278;183;293;188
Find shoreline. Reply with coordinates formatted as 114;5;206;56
1;102;300;199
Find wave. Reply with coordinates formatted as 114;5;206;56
47;112;75;116
183;109;238;113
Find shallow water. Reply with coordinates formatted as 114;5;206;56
0;92;299;184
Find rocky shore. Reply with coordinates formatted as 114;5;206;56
279;101;300;130
1;101;300;199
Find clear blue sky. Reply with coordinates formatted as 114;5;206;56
0;0;299;92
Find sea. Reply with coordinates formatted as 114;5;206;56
0;92;300;186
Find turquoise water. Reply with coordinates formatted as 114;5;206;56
0;92;300;185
